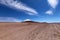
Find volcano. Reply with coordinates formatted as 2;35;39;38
22;19;37;23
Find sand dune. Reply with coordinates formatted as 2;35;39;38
0;22;60;40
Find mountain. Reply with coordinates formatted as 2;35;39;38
22;19;38;23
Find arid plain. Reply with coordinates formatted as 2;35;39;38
0;22;60;40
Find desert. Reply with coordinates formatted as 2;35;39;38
0;22;60;40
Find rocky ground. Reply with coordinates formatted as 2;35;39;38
0;22;60;40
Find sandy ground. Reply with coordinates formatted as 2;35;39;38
0;22;60;40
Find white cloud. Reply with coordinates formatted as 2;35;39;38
47;0;59;8
0;0;38;15
0;17;21;22
25;11;38;15
45;10;53;15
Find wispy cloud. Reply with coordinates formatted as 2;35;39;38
0;0;38;15
47;0;59;8
0;17;21;22
45;10;53;15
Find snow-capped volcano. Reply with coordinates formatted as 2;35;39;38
22;19;39;23
24;19;32;22
22;19;35;23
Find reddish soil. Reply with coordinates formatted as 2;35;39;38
0;22;60;40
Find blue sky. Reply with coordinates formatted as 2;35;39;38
0;0;60;22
